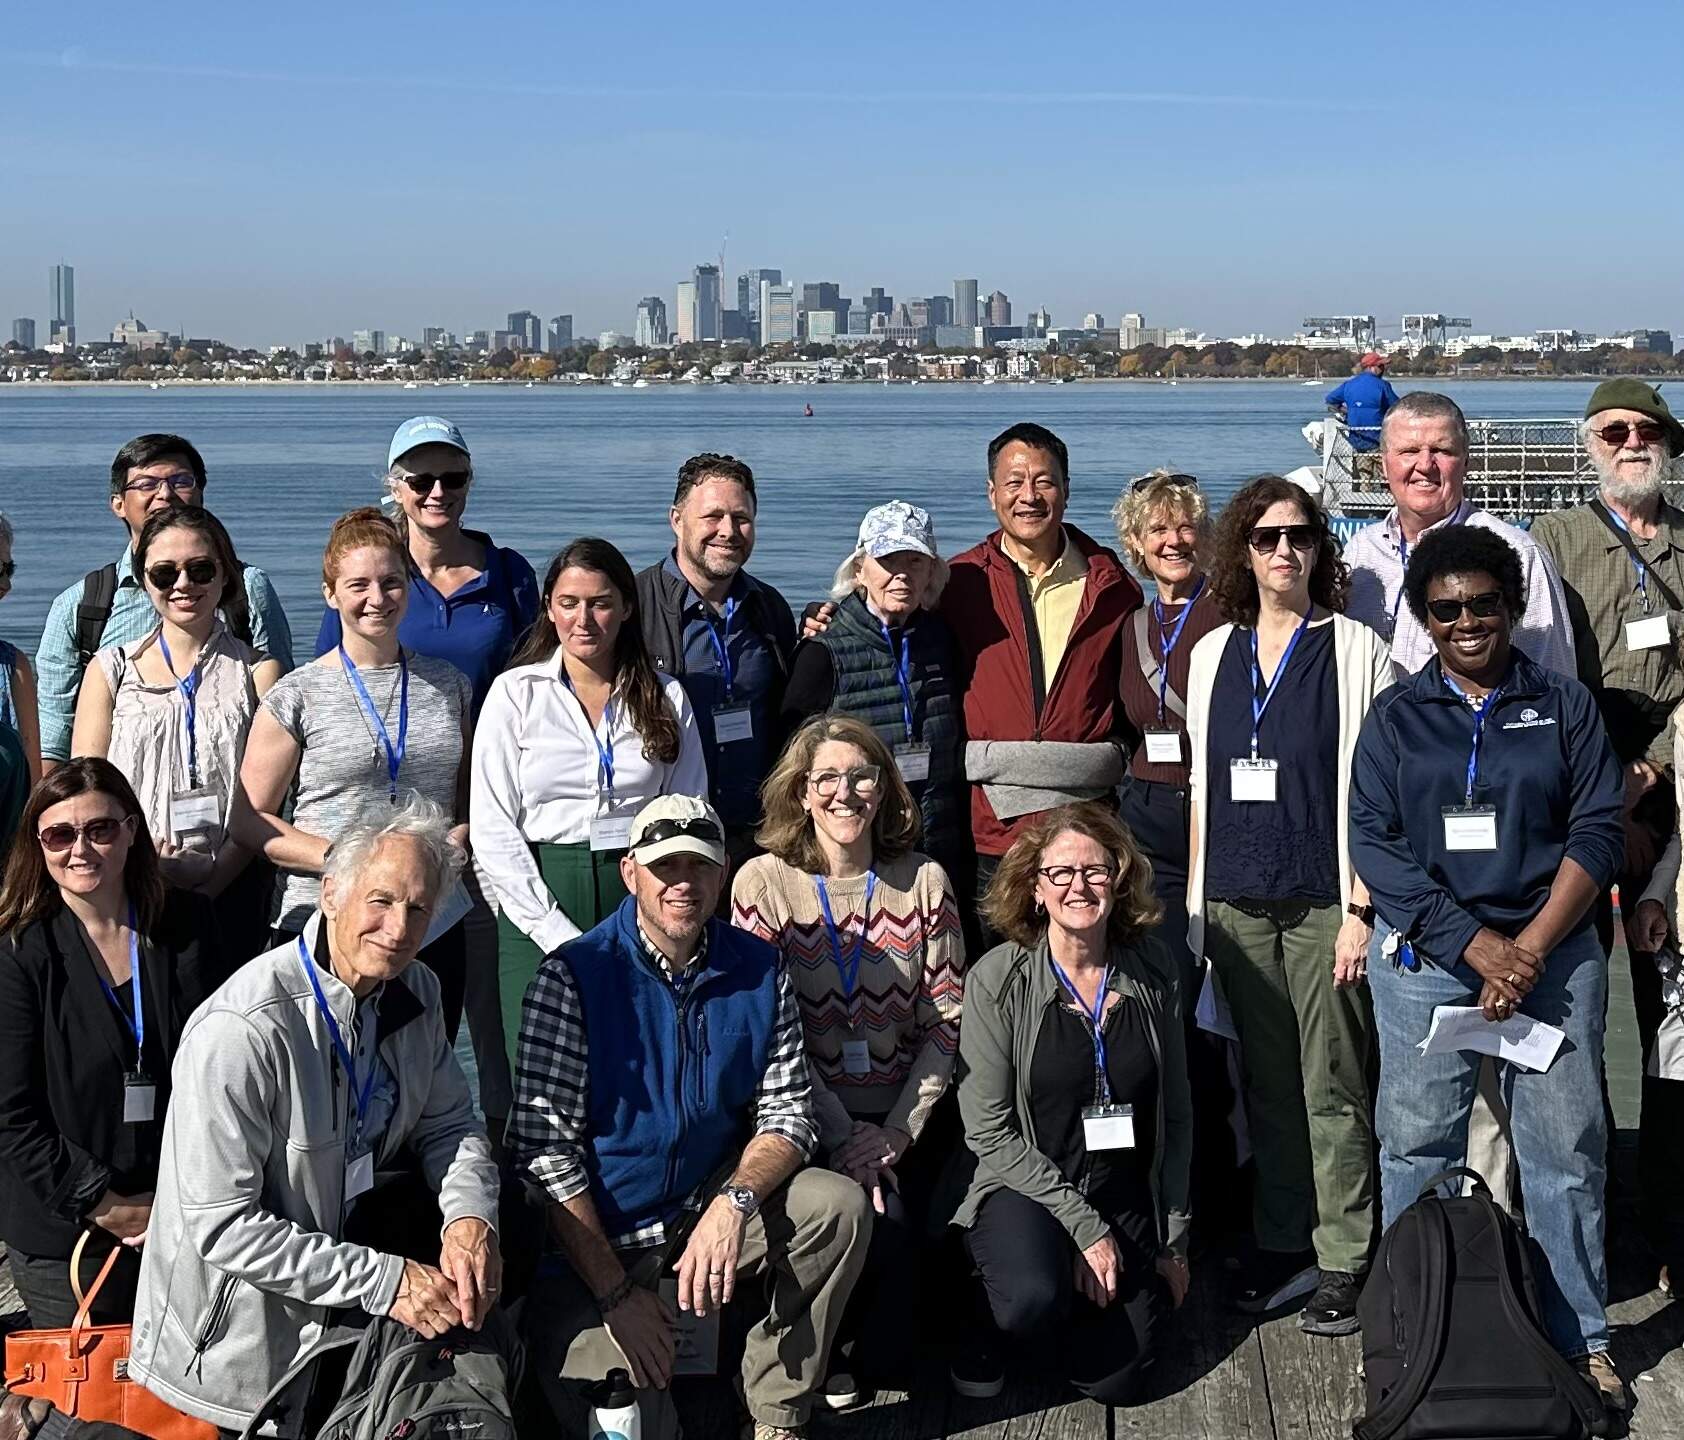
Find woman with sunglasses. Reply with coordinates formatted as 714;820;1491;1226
731;714;963;1401
1349;526;1626;1410
951;802;1189;1406
0;759;214;1329
235;508;475;1034
471;536;706;1088
72;507;281;975
1184;475;1389;1337
0;510;42;784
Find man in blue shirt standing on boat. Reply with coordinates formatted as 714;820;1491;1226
1326;351;1400;450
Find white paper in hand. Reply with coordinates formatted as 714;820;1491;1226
1417;1004;1566;1073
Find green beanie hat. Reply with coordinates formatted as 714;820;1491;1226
1585;378;1684;456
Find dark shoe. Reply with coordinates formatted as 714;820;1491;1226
1299;1270;1362;1336
1233;1247;1318;1315
950;1344;1005;1400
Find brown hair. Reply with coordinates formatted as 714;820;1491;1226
979;802;1161;949
510;537;681;764
0;759;166;937
1207;475;1349;626
133;505;253;645
754;715;922;871
322;506;409;588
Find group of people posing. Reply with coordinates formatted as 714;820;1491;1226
0;377;1680;1437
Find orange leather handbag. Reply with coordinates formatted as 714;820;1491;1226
4;1231;219;1440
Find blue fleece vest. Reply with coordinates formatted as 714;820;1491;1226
564;897;781;1238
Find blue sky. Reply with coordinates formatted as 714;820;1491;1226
2;1;1680;348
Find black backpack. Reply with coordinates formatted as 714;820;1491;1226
1354;1167;1606;1440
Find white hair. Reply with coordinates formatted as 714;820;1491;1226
828;548;951;606
322;791;465;902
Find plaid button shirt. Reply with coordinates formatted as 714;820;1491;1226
511;920;816;1250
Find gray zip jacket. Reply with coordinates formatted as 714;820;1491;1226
129;915;498;1435
953;932;1192;1255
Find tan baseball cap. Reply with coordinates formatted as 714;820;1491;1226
628;794;726;867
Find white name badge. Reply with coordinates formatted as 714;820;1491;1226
840;1038;872;1076
589;812;634;851
169;786;222;849
713;704;754;744
1626;614;1670;651
123;1076;157;1124
1143;729;1183;765
345;1150;375;1201
1443;804;1499;852
894;742;931;782
1230;758;1278;803
1081;1103;1136;1152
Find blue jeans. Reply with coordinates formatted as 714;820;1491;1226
1367;920;1609;1357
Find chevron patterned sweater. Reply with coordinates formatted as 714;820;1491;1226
731;851;964;1152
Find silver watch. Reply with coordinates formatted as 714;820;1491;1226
720;1183;760;1218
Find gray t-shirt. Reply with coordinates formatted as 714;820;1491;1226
262;652;470;929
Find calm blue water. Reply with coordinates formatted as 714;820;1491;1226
0;379;1600;651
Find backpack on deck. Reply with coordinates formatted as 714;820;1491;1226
238;1311;522;1440
1354;1167;1605;1440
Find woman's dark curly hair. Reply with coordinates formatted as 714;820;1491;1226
1402;526;1526;627
1208;476;1348;625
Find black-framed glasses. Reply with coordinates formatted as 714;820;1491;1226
123;472;199;496
145;558;219;590
633;817;724;847
1248;524;1318;554
1592;421;1668;448
808;765;882;797
1426;592;1505;624
398;470;472;495
1132;472;1199;493
38;815;134;852
1037;863;1117;889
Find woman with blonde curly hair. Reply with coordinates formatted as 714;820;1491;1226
949;802;1190;1406
732;713;963;1399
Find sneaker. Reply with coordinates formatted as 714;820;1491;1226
1299;1270;1362;1337
1233;1247;1318;1315
819;1371;862;1410
950;1344;1006;1400
1576;1352;1629;1415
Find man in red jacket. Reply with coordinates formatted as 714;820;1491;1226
943;423;1143;901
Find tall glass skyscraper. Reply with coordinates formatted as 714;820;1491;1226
50;263;75;341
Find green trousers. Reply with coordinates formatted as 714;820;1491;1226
1206;899;1376;1273
497;842;628;1066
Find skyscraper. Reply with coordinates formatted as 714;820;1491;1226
739;269;782;326
985;290;1012;327
12;319;35;349
547;315;574;352
50;263;74;344
635;296;669;348
954;278;979;329
507;310;542;352
862;287;893;320
422;326;451;349
760;283;797;345
1121;312;1145;350
926;296;954;328
676;281;698;344
693;264;723;342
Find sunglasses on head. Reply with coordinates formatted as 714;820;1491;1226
1132;472;1199;493
399;470;472;495
634;817;723;848
146;558;219;590
1247;524;1319;554
1426;592;1505;624
1592;420;1668;448
38;816;133;852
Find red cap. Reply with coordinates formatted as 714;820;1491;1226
1360;351;1387;369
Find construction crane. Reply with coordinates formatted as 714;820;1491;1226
1401;314;1473;350
1302;316;1378;348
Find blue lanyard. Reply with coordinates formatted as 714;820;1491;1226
1442;674;1503;805
1248;608;1313;759
297;937;377;1141
1604;506;1651;609
706;597;738;703
156;631;203;788
1152;577;1205;723
97;905;144;1065
881;622;916;742
339;647;408;802
1389;535;1410;628
1051;959;1112;1103
816;871;878;1003
563;674;618;802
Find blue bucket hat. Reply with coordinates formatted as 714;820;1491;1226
388;415;470;469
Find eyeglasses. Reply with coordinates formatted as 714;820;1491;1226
38;816;133;852
1037;863;1118;889
398;470;472;495
1248;524;1319;554
145;558;219;590
633;817;724;847
1131;472;1199;493
808;765;883;797
123;472;199;496
1591;420;1668;448
1426;592;1505;624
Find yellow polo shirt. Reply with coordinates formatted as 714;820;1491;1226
1010;531;1089;685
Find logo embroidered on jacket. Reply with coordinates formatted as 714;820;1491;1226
1502;708;1556;730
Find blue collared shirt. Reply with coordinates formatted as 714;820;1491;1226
35;543;294;762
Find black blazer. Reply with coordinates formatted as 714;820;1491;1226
0;890;215;1258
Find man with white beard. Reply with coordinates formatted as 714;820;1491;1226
1532;377;1684;1311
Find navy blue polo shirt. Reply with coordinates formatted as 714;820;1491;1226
665;555;778;831
315;530;539;716
1349;649;1624;965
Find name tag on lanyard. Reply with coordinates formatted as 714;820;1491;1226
1230;757;1278;802
123;1072;157;1124
894;742;931;781
712;704;753;744
590;811;634;851
840;1037;872;1076
345;1150;375;1201
1143;728;1182;765
1082;1102;1136;1151
1626;614;1670;650
1443;804;1499;851
169;786;222;850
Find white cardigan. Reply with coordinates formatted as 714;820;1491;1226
1184;612;1393;960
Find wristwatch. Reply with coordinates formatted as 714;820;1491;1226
1347;902;1375;926
719;1183;760;1218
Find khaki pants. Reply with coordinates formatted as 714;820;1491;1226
1206;900;1377;1273
527;1168;871;1433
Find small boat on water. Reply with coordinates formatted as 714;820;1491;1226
403;381;418;390
632;378;649;388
